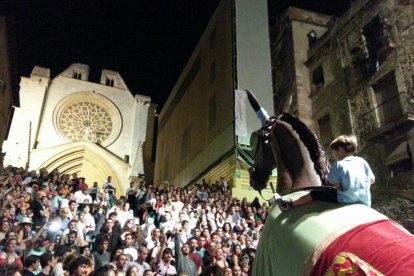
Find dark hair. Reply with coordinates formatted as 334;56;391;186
24;254;39;268
79;246;90;255
55;245;72;258
40;252;53;268
201;265;224;276
330;135;357;154
162;247;173;255
0;263;20;276
68;256;92;274
91;265;115;276
115;253;127;262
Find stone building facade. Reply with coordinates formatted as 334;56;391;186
2;63;152;195
271;0;414;200
0;16;19;164
270;8;332;129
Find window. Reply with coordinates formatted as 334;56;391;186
361;16;385;79
105;77;114;87
181;126;191;158
209;27;217;49
209;95;216;129
210;62;216;84
372;72;401;126
307;30;317;47
0;78;5;94
73;72;82;80
388;141;413;177
312;65;324;91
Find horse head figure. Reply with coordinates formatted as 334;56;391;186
247;90;330;195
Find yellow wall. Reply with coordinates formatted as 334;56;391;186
155;0;235;185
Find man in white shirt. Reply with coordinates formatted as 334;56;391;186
123;233;138;261
127;246;151;276
171;194;184;211
74;188;93;204
145;228;160;252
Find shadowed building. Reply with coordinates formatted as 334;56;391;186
270;0;414;199
0;16;19;165
3;63;153;195
154;0;274;201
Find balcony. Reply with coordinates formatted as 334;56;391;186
358;91;414;138
389;170;414;201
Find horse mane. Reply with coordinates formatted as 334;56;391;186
278;113;330;185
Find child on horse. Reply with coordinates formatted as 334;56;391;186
277;135;375;211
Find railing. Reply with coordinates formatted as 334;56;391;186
358;91;414;137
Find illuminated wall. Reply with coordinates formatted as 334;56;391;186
3;63;151;195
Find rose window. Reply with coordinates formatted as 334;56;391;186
58;102;113;143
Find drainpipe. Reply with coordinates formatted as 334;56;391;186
337;38;355;135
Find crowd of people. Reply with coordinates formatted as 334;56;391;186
0;165;270;276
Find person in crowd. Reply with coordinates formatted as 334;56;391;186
21;255;40;276
0;165;266;276
17;217;36;250
93;236;111;270
224;267;233;276
94;217;122;254
188;238;203;275
0;219;10;241
123;233;138;261
68;255;93;276
126;263;140;276
117;202;134;228
60;220;84;247
133;246;150;275
103;176;116;207
211;247;229;269
153;246;177;276
232;265;242;276
38;252;57;276
0;238;24;269
66;200;78;220
112;253;128;272
74;187;93;205
175;232;197;276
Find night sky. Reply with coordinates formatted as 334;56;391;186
1;0;351;109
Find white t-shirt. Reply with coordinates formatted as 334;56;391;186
124;246;138;261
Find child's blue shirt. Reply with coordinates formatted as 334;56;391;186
328;156;375;206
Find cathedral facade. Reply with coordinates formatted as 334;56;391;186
3;63;151;194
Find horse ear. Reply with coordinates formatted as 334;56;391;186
245;89;261;112
279;93;293;114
